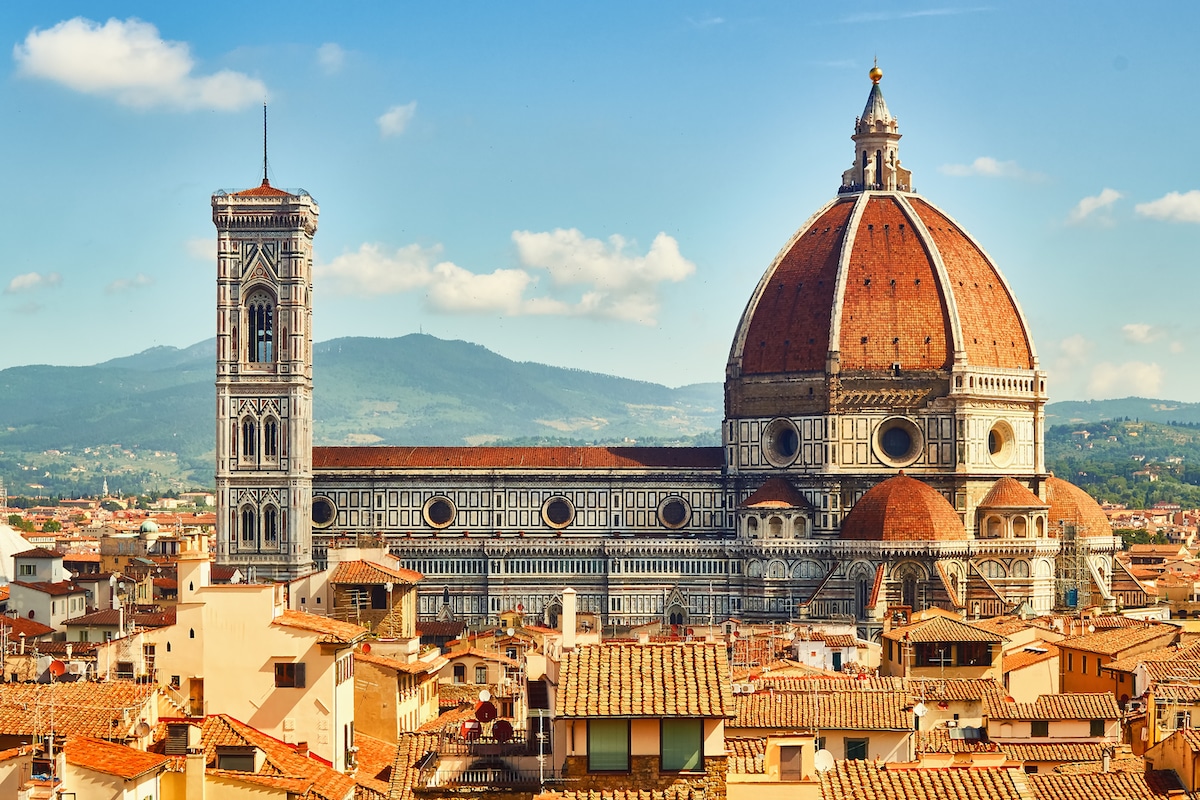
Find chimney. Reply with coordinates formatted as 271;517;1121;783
562;588;577;651
1102;746;1111;773
296;741;309;758
638;632;650;645
186;747;206;800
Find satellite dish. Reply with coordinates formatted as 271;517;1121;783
914;702;928;718
1088;625;1096;633
492;719;514;743
134;721;151;737
475;701;498;723
48;660;66;678
478;688;492;702
814;749;835;773
507;628;515;637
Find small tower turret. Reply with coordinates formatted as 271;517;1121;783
841;63;913;192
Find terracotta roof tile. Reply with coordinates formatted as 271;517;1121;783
1027;770;1188;799
232;180;294;197
0;682;156;738
998;742;1106;763
731;689;912;730
1057;625;1177;657
1002;643;1059;673
978;477;1048;509
0;615;55;638
986;693;1120;721
271;609;368;645
555;642;733;718
725;736;766;774
820;759;1024;800
330;559;422;585
14;547;62;560
915;727;999;754
65;737;169;780
10;579;85;597
64;607;123;626
883;614;1006;644
314;446;724;471
355;650;446;676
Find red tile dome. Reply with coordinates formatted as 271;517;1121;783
840;472;966;542
729;193;1035;377
978;476;1048;509
1046;476;1112;538
725;70;1038;417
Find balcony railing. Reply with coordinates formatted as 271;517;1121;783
420;765;559;789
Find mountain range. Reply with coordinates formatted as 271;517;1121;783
0;334;1192;495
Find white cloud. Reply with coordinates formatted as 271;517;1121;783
512;229;696;323
1068;188;1123;224
1058;334;1094;365
686;15;725;27
4;272;62;294
13;17;266;111
1171;341;1186;354
105;273;153;294
377;101;417;138
1088;361;1164;398
316;42;344;74
319;229;696;325
1122;323;1164;345
318;243;440;295
1135;190;1200;223
938;156;1038;180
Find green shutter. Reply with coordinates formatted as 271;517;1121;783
661;719;702;771
588;719;629;771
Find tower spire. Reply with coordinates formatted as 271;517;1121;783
262;103;269;186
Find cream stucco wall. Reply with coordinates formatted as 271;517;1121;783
64;764;160;800
146;551;355;770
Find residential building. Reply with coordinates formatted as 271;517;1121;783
881;613;1006;681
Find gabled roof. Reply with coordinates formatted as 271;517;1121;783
0;615;55;638
1056;624;1177;656
883;614;1006;644
819;759;1023;800
10;579;84;597
0;682;156;738
330;559;422;586
65;737;169;780
355;650;447;676
1027;770;1189;800
986;692;1120;721
555;642;732;718
271;610;368;645
14;547;62;560
731;689;912;731
150;715;355;800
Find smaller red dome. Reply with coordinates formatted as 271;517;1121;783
841;472;966;541
1046;477;1111;538
978;477;1048;509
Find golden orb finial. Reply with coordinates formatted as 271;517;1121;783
869;62;883;84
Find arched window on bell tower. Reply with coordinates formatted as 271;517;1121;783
240;506;257;549
242;418;257;459
263;417;279;460
263;506;279;547
246;289;275;363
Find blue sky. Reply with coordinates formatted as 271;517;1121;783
1;3;1197;402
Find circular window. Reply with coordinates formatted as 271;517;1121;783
541;496;575;529
658;497;691;529
312;496;337;528
873;416;923;467
761;417;800;467
423;496;457;529
987;420;1016;467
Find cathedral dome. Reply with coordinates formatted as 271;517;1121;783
840;472;966;542
1046;476;1112;538
726;68;1038;416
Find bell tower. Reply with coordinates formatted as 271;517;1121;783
212;164;319;581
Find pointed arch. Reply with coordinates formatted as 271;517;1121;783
245;287;276;363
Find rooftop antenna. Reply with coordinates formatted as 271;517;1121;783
262;103;269;185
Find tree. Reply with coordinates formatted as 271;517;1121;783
6;514;34;532
42;520;61;533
